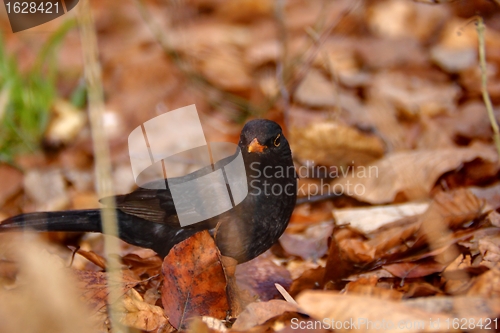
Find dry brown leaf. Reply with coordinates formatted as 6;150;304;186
232;300;299;331
121;249;163;279
419;189;485;235
469;183;500;211
45;99;87;146
216;0;273;21
356;38;427;70
344;276;403;301
74;270;140;313
478;234;500;265
364;97;408;150
162;230;229;329
295;69;337;108
117;288;168;332
279;223;334;260
333;202;429;234
466;269;500;298
416;117;455;150
235;254;292;301
0;235;97;333
449;101;496;141
365;215;421;261
23;168;69;211
200;48;252;92
371;72;460;118
339;238;377;264
187;316;227;333
334;145;497;204
400;281;443;298
323;228;359;286
404;296;500;320
71;192;100;210
383;261;447;279
297;291;458;333
430;19;478;73
77;249;107;270
486;211;500;227
367;0;449;41
0;164;23;206
289;267;325;297
291;121;385;168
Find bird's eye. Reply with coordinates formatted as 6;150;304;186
274;134;281;147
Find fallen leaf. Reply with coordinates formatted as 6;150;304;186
215;0;273;21
291;121;385;168
295;69;337;108
297;291;458;333
0;164;23;206
236;254;292;301
466;269;500;298
344;276;403;301
74;270;140;313
200;48;252;92
279;223;334;260
383;261;447;279
419;189;485;235
23;168;69;211
289;267;325;297
469;183;500;211
367;0;449;41
232;300;299;331
161;230;229;329
0;235;96;333
117;288;168;332
121;249;162;279
404;296;500;319
430;19;478;73
323;228;358;287
77;249;107;270
187;316;227;333
356;37;427;70
333;202;429;234
45;99;87;146
371;72;460;118
334;144;497;204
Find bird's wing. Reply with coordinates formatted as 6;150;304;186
100;150;240;227
100;182;180;226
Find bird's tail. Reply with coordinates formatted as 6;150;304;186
0;210;103;233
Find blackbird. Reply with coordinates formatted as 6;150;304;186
0;119;297;263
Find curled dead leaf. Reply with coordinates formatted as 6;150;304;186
291;121;385;168
334;145;497;204
232;299;299;331
162;230;229;329
297;291;459;333
116;288;168;332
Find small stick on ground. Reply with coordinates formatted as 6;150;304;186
476;16;500;158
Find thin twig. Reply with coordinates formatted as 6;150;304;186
77;1;127;332
275;283;298;305
134;0;260;119
476;16;500;158
275;0;290;132
304;26;341;121
287;0;361;98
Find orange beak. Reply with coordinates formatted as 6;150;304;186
247;138;267;153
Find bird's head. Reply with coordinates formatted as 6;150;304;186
239;119;291;159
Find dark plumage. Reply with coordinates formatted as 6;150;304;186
0;119;297;263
